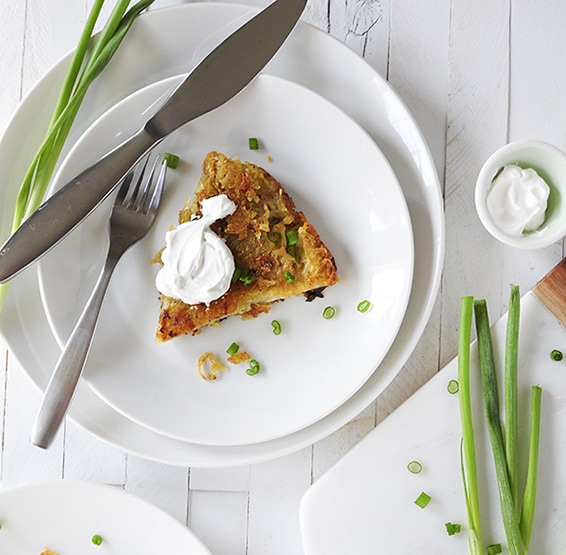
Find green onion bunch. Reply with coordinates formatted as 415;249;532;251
458;286;542;554
0;0;154;309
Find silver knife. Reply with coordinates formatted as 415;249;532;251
0;0;306;283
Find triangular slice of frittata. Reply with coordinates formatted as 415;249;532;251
155;151;339;342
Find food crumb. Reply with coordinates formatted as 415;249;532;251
198;352;228;380
227;351;252;365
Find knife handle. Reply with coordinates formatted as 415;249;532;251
0;128;156;283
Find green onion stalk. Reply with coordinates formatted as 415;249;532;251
474;300;526;554
0;0;155;311
505;284;521;514
457;295;483;555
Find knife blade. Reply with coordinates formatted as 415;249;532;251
0;0;306;283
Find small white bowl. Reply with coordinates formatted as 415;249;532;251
475;140;566;248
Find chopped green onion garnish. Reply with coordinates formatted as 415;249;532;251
550;349;563;361
248;137;259;150
283;271;295;283
246;359;260;375
233;268;255;285
445;522;461;536
285;230;298;245
414;491;431;509
447;379;459;394
487;544;502;555
163;152;179;169
271;320;282;335
357;300;372;313
91;534;103;546
322;306;336;319
407;460;422;474
268;231;281;244
226;342;240;356
232;267;243;283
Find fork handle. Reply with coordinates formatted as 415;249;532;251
31;255;120;449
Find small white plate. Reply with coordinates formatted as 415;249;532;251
38;74;413;446
0;480;210;554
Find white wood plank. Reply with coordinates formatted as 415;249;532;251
125;455;190;524
1;355;64;488
441;0;511;366
22;1;88;94
0;1;25;136
0;337;7;482
62;421;127;484
190;465;250;492
247;448;312;555
330;0;389;76
189;490;249;555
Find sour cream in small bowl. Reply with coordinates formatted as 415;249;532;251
475;140;566;248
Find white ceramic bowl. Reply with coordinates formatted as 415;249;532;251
475;140;566;248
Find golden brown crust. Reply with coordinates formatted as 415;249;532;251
156;151;339;342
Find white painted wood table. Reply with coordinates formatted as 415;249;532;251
1;1;565;553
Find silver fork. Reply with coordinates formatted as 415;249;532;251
31;153;168;449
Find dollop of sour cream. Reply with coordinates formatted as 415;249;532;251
156;194;237;305
486;164;550;237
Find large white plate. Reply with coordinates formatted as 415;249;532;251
0;3;444;465
0;480;210;554
38;74;413;446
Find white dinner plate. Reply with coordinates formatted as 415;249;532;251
0;3;444;465
0;480;210;554
38;74;413;446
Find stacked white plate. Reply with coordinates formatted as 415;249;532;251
0;3;444;466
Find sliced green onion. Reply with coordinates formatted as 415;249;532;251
487;544;502;555
407;460;422;474
445;522;462;536
285;230;298;245
233;268;255;285
226;342;240;356
414;491;431;509
163;152;179;169
550;349;563;361
248;137;259;150
91;534;103;546
268;231;281;244
283;271;295;283
447;379;459;394
357;300;372;313
322;306;336;319
271;320;282;335
231;267;243;283
446;380;460;395
246;359;260;376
